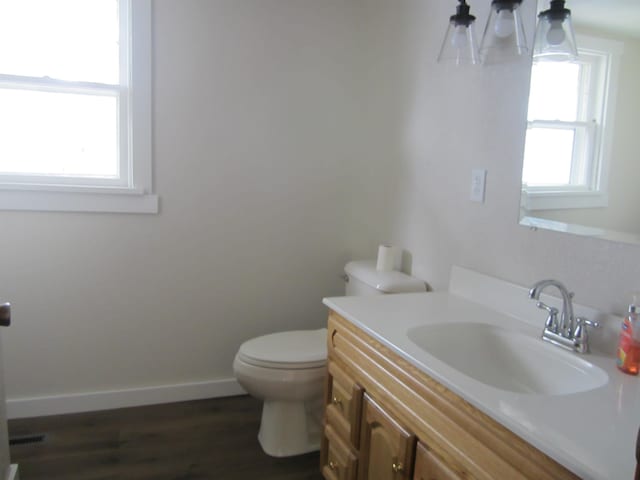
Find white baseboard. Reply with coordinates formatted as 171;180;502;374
6;378;246;419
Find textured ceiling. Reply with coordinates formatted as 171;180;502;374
570;0;640;38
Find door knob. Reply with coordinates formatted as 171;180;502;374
0;302;11;327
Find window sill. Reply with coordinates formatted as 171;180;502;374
0;188;159;214
520;215;608;237
521;189;607;211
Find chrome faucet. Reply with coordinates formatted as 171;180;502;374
529;279;599;354
529;279;575;337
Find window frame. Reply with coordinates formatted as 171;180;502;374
0;0;157;214
521;34;623;212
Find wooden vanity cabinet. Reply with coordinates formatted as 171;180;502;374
413;442;460;480
321;310;580;480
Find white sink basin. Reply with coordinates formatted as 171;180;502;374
407;322;608;395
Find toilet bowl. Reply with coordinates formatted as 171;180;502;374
233;260;427;457
233;329;327;457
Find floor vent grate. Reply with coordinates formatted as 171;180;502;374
9;434;46;446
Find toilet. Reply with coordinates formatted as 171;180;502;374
232;260;427;457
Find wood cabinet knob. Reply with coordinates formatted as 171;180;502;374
392;462;404;473
329;460;339;472
332;396;343;408
331;329;338;347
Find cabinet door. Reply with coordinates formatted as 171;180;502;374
321;424;358;480
413;442;461;480
325;360;364;448
359;394;416;480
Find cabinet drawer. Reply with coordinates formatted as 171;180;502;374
414;442;461;480
325;359;363;448
322;424;358;480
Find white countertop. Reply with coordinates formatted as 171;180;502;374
322;289;640;480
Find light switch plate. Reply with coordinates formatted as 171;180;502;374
470;168;487;203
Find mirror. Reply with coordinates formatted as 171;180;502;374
519;0;640;245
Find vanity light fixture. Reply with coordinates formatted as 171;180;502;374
438;0;480;65
533;0;578;61
479;0;528;64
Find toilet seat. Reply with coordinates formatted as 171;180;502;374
237;328;327;370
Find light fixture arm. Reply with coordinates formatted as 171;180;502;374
451;0;476;27
533;0;578;60
479;0;529;63
492;0;523;13
539;0;571;21
438;0;480;65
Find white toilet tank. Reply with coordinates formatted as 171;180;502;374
344;260;427;296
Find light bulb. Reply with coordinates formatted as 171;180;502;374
494;9;515;38
546;20;566;46
451;25;468;49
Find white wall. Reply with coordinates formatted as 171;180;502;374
0;0;363;413
348;0;640;317
3;0;640;416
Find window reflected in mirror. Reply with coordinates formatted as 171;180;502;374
519;0;640;245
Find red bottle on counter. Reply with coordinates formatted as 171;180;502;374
617;302;640;375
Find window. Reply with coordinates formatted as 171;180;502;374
0;0;156;213
521;35;622;211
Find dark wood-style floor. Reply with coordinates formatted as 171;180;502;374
9;395;323;480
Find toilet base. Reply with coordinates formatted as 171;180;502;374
257;398;322;457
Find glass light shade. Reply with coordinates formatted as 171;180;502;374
533;5;577;61
479;0;528;65
438;22;480;65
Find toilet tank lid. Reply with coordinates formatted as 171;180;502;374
238;329;327;366
345;260;427;293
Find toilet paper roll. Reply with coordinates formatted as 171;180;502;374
376;244;398;272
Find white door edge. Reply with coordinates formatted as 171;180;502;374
6;464;18;480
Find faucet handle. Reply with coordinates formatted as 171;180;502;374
578;317;599;329
536;301;559;331
574;317;600;353
536;301;558;315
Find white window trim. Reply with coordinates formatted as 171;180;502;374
522;34;623;212
0;0;157;214
521;188;608;211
